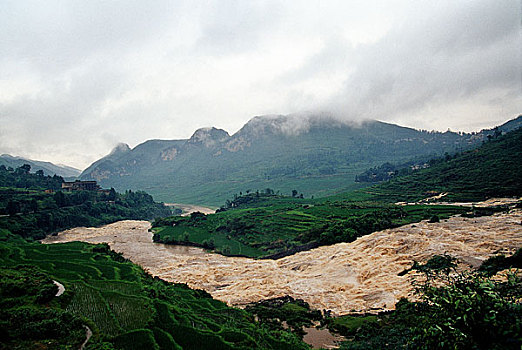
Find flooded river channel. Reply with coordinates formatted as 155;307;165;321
43;209;522;315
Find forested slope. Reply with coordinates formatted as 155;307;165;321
0;165;170;240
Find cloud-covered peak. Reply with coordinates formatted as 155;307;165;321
108;143;131;156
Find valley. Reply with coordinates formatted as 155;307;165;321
43;202;522;315
2;118;521;349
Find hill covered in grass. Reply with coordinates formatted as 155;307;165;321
0;154;81;178
152;191;469;258
79;114;522;206
152;125;522;258
358;126;522;202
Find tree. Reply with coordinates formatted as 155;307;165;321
30;199;38;213
54;191;68;207
202;238;215;249
6;201;20;216
18;164;31;174
414;271;522;349
291;190;298;197
108;188;117;201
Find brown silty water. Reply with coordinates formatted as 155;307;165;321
42;208;522;315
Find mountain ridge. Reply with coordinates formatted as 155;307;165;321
0;154;81;178
80;114;521;205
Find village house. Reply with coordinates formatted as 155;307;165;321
61;180;100;192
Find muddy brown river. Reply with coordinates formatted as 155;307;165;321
42;209;522;315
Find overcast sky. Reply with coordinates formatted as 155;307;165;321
1;0;520;170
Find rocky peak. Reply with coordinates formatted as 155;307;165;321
188;127;230;148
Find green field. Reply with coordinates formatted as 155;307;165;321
149;170;371;207
0;234;308;349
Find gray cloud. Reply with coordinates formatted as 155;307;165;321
0;1;183;74
0;1;519;169
195;0;286;55
316;1;521;128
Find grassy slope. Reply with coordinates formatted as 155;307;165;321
0;232;308;350
150;172;369;207
347;127;522;203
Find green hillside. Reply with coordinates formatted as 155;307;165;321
357;126;522;202
0;232;307;349
153;125;522;258
152;192;469;258
0;164;308;349
0;154;81;178
79;115;519;206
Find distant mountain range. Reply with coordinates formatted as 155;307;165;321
0;154;81;178
80;114;522;206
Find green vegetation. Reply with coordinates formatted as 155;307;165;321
0;265;87;349
0;233;308;349
0;164;171;240
399;254;457;277
327;315;378;337
153;191;469;258
2;119;521;349
478;248;522;276
355;159;430;183
0;154;81;178
153;128;522;259
0;163;64;189
353;127;522;203
337;252;522;350
245;296;323;335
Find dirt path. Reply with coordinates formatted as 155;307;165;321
53;280;65;297
43;209;522;315
80;326;92;350
396;196;521;207
50;281;91;349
